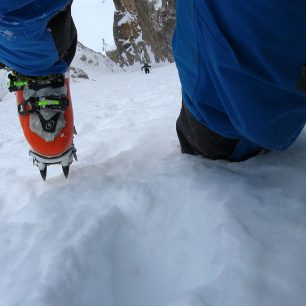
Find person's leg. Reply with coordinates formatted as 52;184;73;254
173;0;306;161
47;4;77;72
176;102;240;160
0;1;78;179
176;102;263;161
0;0;77;77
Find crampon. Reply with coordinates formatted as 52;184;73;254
8;71;77;180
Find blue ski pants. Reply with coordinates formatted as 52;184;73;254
173;0;306;158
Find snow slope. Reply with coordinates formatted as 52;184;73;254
0;64;306;306
72;42;122;77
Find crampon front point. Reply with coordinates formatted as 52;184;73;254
9;72;77;180
30;146;78;181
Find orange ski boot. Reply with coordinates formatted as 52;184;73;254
8;72;77;180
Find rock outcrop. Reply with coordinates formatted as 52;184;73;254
107;0;176;67
71;42;123;80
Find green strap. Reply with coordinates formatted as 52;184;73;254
9;80;29;88
37;99;61;107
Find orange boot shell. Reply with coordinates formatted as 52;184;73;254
16;78;74;157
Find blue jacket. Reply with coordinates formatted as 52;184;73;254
173;0;306;154
0;0;70;76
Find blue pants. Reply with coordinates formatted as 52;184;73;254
0;0;75;76
173;0;306;155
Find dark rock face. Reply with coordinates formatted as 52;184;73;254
70;67;89;79
107;0;176;67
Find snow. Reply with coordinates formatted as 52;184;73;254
148;0;163;10
117;12;136;26
0;29;14;40
0;63;306;306
0;69;7;101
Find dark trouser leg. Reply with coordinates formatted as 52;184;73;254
48;4;77;67
176;105;201;155
176;102;240;160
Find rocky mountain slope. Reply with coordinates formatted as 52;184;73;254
71;42;122;79
107;0;176;66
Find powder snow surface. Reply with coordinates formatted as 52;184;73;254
0;64;306;306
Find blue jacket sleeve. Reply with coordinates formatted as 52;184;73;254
0;0;71;76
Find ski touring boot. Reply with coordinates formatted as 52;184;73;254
8;71;77;180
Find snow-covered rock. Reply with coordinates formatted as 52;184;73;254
108;0;176;66
71;42;123;79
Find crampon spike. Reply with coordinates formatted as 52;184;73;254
39;167;47;181
62;166;70;179
29;146;76;181
72;150;78;161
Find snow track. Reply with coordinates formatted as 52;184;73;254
0;65;306;306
